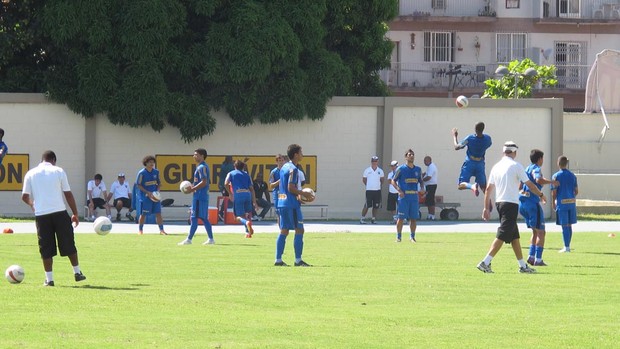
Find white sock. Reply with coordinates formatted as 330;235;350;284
72;265;81;274
45;271;54;282
517;259;527;268
483;255;493;265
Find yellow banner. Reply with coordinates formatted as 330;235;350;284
156;155;317;192
0;154;29;191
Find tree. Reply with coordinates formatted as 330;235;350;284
482;59;557;99
1;0;397;142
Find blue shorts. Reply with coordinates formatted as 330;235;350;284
459;160;486;186
519;201;545;230
556;208;577;226
141;198;161;215
397;199;420;220
233;196;253;217
191;199;209;220
278;206;304;230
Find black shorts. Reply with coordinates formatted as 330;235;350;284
387;192;398;211
87;198;107;209
113;197;132;208
365;190;382;209
425;185;437;206
496;202;520;243
35;211;77;259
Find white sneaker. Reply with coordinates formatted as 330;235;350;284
559;247;571;253
107;215;112;219
177;239;192;245
203;239;215;245
360;218;367;224
252;215;260;221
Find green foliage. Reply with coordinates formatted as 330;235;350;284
0;0;397;142
482;58;558;99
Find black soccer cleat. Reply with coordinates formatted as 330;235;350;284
274;261;289;267
294;260;312;267
74;272;86;282
43;280;55;287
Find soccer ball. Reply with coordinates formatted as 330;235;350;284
93;216;113;236
180;180;192;194
300;188;316;203
456;95;469;108
152;191;162;202
5;265;25;284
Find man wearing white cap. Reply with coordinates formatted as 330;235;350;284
477;141;545;274
108;172;134;222
386;160;400;224
360;156;384;224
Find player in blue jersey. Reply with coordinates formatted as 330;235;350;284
274;144;314;267
268;154;286;224
0;128;7;167
224;160;257;238
390;149;425;243
551;155;578;253
178;148;215;245
452;122;492;197
136;155;166;235
519;149;558;266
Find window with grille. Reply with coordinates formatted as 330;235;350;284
555;41;586;88
559;0;580;17
506;0;520;9
423;32;453;62
496;33;527;63
432;0;446;10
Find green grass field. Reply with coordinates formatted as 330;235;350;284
1;230;618;348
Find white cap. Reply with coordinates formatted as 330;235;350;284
390;160;398;166
503;141;519;153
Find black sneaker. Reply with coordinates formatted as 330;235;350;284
43;280;55;287
274;261;289;266
294;260;312;267
74;272;86;282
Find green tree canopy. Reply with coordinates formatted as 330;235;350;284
482;59;557;99
0;0;397;142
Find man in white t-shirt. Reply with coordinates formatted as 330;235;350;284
386;160;400;224
477;141;545;274
86;173;111;221
360;155;384;224
21;150;86;287
422;156;438;220
108;172;134;222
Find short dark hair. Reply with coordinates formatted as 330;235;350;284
94;173;103;180
142;155;156;166
287;144;302;160
234;160;245;171
404;149;414;157
475;122;485;134
529;149;544;164
0;128;4;137
42;150;56;163
558;155;569;168
195;148;207;158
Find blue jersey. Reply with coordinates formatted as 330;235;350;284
0;141;7;165
269;166;280;205
193;161;210;201
393;164;423;202
136;168;160;200
459;134;492;162
551;169;578;211
520;163;542;204
277;162;300;209
227;169;252;201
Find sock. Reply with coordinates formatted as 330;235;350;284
158;224;164;232
72;266;81;274
204;220;213;240
139;224;144;232
45;271;54;282
275;234;287;260
188;217;198;240
397;232;402;240
483;254;493;265
566;226;573;248
517;259;527;268
465;183;473;190
410;232;416;240
562;226;571;248
294;234;304;260
529;244;536;258
535;246;544;261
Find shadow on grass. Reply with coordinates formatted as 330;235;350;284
69;284;144;291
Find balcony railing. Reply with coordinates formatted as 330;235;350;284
379;61;589;90
537;0;620;20
399;0;497;17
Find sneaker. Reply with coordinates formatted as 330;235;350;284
90;215;96;222
371;218;376;224
395;238;401;242
360;218;367;224
534;260;548;266
274;261;289;266
43;280;55;287
159;231;168;235
252;215;260;221
527;256;535;266
559;247;571;253
410;237;417;243
202;239;215;245
519;265;537;274
477;261;494;273
473;183;480;197
74;272;86;282
245;221;254;237
178;239;192;245
125;212;133;220
294;260;312;267
116;214;121;222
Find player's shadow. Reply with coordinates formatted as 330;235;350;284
69;284;145;291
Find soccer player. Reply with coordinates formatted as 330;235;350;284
0;128;7;167
452;122;492;196
269;154;287;224
178;148;215;245
136;155;167;235
519;149;558;266
390;149;424;243
274;144;314;266
21;150;86;286
551;155;578;253
224;160;257;237
477;142;544;274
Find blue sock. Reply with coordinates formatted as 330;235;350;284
240;218;247;232
139;224;144;231
562;226;571;248
275;234;287;260
158;224;164;232
535;246;544;260
529;244;536;257
188;217;198;240
294;234;304;260
566;226;573;247
204;220;213;239
397;232;402;240
410;232;415;240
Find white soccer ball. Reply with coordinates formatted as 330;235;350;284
456;95;469;108
180;180;192;194
300;187;316;203
93;216;113;236
152;191;162;202
5;265;25;284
